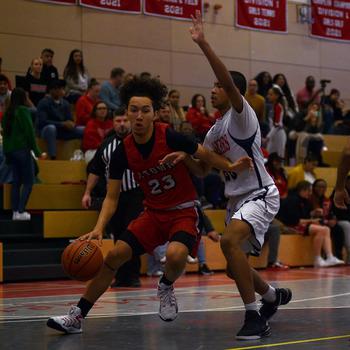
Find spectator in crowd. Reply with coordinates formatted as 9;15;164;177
76;79;101;127
0;57;12;90
265;152;288;199
311;179;350;261
0;74;11;118
1;88;45;221
264;152;289;270
186;94;214;141
296;76;322;112
40;48;59;85
278;181;344;267
287;154;318;190
82;102;113;163
24;57;47;107
273;73;298;124
83;108;143;287
99;67;125;112
168;89;186;131
254;71;272;99
245;79;265;124
156;100;172;124
266;85;286;158
63;49;89;104
37;80;84;159
332;111;350;135
323;89;345;134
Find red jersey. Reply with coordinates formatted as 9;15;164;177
123;123;197;210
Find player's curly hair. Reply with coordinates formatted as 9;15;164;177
120;76;168;111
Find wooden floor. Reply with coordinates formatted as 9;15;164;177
1;267;350;349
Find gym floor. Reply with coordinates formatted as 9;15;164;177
1;267;350;350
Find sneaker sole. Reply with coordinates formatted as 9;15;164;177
158;313;178;322
236;326;271;340
46;318;82;334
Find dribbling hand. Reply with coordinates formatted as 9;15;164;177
79;229;103;246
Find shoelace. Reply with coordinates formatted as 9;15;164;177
158;287;176;307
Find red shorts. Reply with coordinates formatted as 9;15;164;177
127;207;201;257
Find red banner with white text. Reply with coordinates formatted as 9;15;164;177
236;0;287;33
32;0;76;4
144;0;202;21
79;0;141;14
311;0;350;42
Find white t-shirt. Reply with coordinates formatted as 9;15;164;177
204;97;274;197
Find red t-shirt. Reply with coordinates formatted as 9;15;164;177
186;107;214;137
267;168;288;198
82;118;113;151
76;95;99;126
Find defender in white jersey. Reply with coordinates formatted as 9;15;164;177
188;12;292;340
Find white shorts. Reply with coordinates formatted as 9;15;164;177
225;185;280;256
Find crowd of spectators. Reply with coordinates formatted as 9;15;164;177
0;48;349;268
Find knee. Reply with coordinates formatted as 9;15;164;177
166;244;188;267
105;242;132;269
42;124;57;138
220;234;241;255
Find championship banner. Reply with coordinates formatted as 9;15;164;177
236;0;287;33
79;0;141;14
311;0;350;42
144;0;203;21
32;0;76;4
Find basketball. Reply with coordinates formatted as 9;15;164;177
61;240;103;281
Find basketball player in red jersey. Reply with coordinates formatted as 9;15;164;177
47;76;253;334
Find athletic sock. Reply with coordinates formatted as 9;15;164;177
244;301;259;312
159;275;173;286
77;297;94;318
262;285;276;303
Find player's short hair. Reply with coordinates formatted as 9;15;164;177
229;71;247;95
120;76;168;111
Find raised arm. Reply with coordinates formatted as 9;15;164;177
190;10;243;112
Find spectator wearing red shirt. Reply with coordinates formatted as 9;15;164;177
82;101;113;162
265;152;288;199
76;79;100;127
186;94;214;141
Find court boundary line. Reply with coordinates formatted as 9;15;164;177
226;334;350;349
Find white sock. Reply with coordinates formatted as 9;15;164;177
262;285;276;303
244;301;259;312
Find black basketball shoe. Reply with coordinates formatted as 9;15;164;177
236;310;271;340
260;288;292;320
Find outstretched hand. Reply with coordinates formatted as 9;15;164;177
159;151;186;166
230;156;254;173
190;10;205;44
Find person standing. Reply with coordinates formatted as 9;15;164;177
187;12;291;340
1;88;46;220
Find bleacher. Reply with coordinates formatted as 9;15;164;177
0;135;348;282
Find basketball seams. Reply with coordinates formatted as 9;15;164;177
74;246;99;281
66;241;87;277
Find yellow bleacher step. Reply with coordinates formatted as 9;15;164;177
3;184;85;210
323;135;349;151
44;211;99;238
36;138;82;160
38;160;86;184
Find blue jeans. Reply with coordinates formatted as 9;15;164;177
197;238;206;265
0;145;13;183
40;124;84;158
7;149;35;212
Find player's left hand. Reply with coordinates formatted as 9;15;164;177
207;230;220;242
190;10;205;44
230;156;253;173
159;151;186;165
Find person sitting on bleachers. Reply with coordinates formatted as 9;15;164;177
37;80;84;159
24;57;47;107
265;152;288;199
168;89;186;131
0;74;11;119
99;67;125;113
63;49;90;104
76;79;101;127
278;180;344;267
287;154;318;190
82;101;113;163
310;179;349;262
40;48;59;85
156;100;172;125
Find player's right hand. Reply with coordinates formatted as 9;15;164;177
82;193;92;209
159;151;186;165
79;229;103;246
